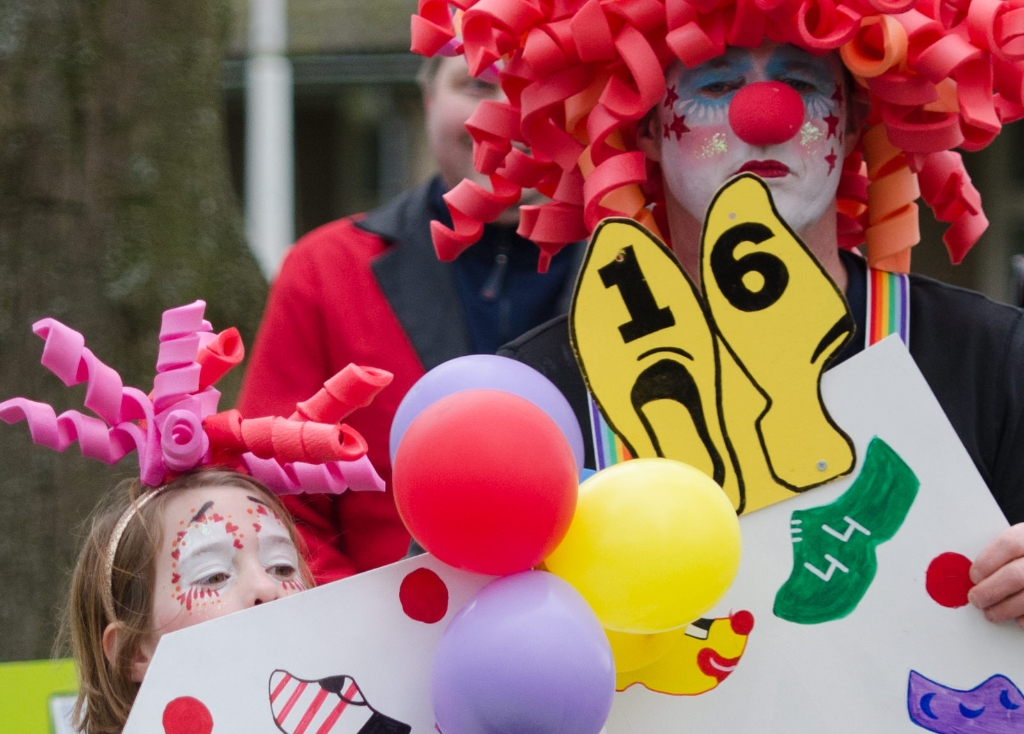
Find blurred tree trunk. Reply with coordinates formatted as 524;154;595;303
0;0;268;660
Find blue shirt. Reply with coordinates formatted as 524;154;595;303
430;178;580;354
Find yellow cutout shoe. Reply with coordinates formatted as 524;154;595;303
700;174;855;491
571;218;743;509
716;345;798;513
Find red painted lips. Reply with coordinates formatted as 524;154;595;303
738;160;790;178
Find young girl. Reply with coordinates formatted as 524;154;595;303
67;469;313;734
0;301;392;733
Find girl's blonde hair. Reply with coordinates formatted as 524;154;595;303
62;469;312;734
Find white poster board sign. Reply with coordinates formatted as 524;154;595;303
127;338;1024;734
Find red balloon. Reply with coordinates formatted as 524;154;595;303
393;389;578;575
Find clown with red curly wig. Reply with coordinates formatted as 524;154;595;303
412;0;1024;273
412;0;1024;631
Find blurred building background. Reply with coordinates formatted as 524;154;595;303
223;0;430;277
224;0;1024;303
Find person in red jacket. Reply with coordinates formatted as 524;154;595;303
237;55;584;583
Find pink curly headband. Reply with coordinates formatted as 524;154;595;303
412;0;1024;272
0;300;392;495
0;301;394;619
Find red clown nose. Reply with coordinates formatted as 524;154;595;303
728;82;805;147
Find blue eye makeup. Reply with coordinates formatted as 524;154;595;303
673;50;754;125
765;47;838;118
668;46;842;130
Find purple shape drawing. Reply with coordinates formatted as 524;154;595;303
908;670;1024;734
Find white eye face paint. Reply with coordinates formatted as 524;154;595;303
257;525;306;594
150;485;305;641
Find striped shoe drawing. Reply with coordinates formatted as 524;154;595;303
268;669;411;734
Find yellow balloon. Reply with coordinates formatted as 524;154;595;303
545;458;741;634
605;628;679;673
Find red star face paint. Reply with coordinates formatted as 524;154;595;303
152;485;305;643
657;42;848;236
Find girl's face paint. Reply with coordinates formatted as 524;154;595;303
656;42;847;236
150;485;304;642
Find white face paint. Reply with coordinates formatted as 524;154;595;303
150;485;304;641
656;42;848;235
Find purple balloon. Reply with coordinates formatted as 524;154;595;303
432;571;615;734
389;355;585;471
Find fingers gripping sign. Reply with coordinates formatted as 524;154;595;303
570;219;744;510
701;174;856;494
969;523;1024;629
571;174;857;515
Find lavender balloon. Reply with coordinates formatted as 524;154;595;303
389;355;585;472
432;571;615;734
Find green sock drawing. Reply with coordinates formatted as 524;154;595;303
774;437;919;625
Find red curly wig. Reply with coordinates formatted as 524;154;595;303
412;0;1024;272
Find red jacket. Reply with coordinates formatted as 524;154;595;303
240;185;442;581
239;180;582;582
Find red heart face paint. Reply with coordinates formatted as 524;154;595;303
151;485;305;645
657;41;847;237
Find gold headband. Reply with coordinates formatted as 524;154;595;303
102;486;169;623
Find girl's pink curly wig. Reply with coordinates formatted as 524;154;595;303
412;0;1024;272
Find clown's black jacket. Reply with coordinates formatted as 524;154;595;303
499;250;1024;525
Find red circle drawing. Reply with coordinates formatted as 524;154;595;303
730;610;755;636
400;567;449;624
925;552;975;608
162;696;213;734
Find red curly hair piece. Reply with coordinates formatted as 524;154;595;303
412;0;1024;272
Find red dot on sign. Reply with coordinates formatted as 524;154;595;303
925;552;975;608
400;567;449;624
730;610;755;636
162;696;213;734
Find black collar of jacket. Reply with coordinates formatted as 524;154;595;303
360;178;472;370
360;176;585;369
